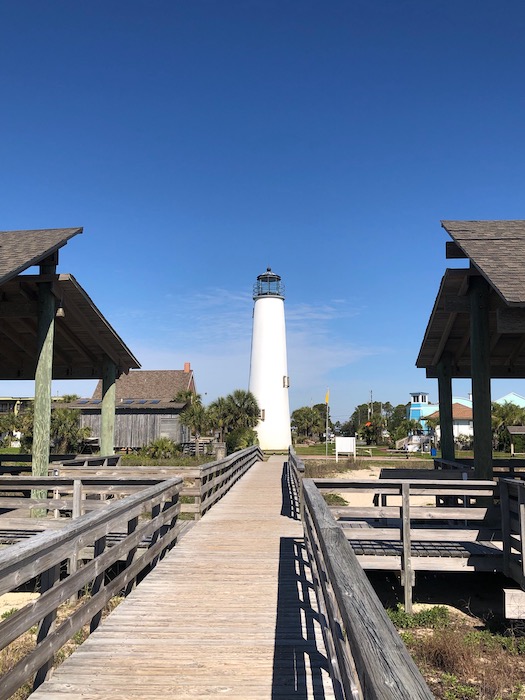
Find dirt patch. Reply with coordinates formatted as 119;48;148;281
0;592;39;617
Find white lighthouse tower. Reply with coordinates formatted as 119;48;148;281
249;267;292;451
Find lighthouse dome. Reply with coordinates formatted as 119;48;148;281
253;267;285;299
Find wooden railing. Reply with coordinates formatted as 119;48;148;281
301;478;433;699
316;477;499;611
287;446;305;494
50;454;121;471
52;445;264;519
500;478;525;589
0;453;77;475
0;477;182;699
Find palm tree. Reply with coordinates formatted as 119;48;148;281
179;402;209;456
50;408;91;453
174;390;201;406
226;390;260;431
207;396;232;442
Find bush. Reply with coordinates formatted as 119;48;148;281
225;428;258;454
140;437;181;460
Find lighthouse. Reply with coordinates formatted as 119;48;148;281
248;267;292;450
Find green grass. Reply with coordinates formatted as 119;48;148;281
323;493;348;506
387;603;450;629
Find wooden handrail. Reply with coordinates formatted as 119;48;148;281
0;477;182;698
500;478;525;587
301;479;433;699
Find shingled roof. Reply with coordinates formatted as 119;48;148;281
92;369;195;402
0;228;139;379
417;221;525;379
442;220;525;305
426;403;473;421
0;228;82;285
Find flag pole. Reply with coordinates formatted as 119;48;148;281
325;389;330;457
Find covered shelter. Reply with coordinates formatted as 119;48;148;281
417;220;525;478
0;228;140;474
507;426;525;457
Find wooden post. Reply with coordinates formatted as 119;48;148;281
469;275;493;480
33;562;60;690
33;258;57;514
100;357;117;456
400;482;413;613
437;354;455;461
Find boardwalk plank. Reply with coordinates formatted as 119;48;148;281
31;457;335;699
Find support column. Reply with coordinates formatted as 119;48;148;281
100;357;116;456
436;354;455;461
33;279;55;478
469;275;493;479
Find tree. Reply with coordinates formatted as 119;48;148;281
207;396;231;442
291;406;324;441
50;408;91;453
393;418;422;443
225;390;260;431
387;404;409;437
174;390;201;406
0;411;19;448
491;401;525;452
179;402;209;456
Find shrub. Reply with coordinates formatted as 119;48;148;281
140;437;181;460
225;428;258;454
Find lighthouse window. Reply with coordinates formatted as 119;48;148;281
283;376;290;388
259;409;265;421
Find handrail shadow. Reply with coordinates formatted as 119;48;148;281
272;537;333;699
281;461;301;520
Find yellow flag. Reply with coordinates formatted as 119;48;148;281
325;389;330;405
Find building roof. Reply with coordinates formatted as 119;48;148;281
426;403;473;421
0;228;82;285
67;398;186;411
92;369;195;402
0;272;139;380
507;426;525;435
417;221;525;379
442;221;525;305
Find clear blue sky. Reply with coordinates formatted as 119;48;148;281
1;1;525;422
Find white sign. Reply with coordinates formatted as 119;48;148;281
335;436;356;462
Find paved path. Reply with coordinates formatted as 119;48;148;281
31;456;335;699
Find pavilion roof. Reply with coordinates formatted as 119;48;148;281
0;272;139;379
417;221;525;379
0;228;82;284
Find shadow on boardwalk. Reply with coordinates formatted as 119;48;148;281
272;538;332;699
273;463;333;699
281;460;301;520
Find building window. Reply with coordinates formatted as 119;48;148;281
259;409;265;421
283;376;290;388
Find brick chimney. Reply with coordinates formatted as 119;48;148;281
184;362;191;373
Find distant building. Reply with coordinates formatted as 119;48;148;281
69;366;196;450
494;392;525;409
407;392;438;430
425;403;474;441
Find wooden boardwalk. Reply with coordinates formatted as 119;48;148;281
31;456;335;699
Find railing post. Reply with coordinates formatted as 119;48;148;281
33;562;61;690
401;482;414;613
89;535;107;632
520;486;525;579
500;479;511;577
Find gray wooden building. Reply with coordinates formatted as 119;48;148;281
70;368;196;450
